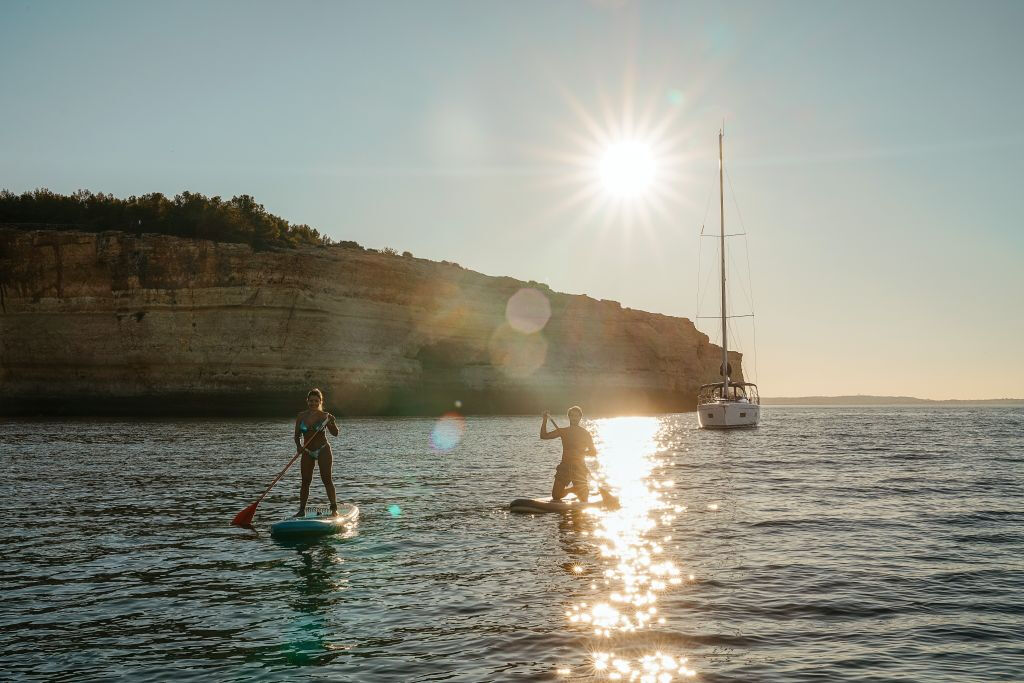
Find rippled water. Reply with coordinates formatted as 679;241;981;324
1;407;1022;681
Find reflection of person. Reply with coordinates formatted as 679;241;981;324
293;388;340;517
540;406;597;502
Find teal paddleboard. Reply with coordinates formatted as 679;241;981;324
270;503;359;537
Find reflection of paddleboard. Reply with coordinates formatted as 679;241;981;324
270;504;359;537
509;497;612;514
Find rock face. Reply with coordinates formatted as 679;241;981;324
0;227;742;416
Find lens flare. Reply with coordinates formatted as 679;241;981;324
505;288;552;334
488;323;548;378
429;412;465;451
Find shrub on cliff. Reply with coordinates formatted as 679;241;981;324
0;188;334;250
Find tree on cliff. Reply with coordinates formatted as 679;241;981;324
0;188;333;249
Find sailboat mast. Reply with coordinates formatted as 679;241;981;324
719;130;729;394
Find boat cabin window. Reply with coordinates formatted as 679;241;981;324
717;386;746;400
699;383;759;404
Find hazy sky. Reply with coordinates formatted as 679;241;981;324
3;0;1022;399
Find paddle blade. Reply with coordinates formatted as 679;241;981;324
232;501;259;527
598;486;621;510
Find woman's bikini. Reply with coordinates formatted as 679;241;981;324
299;416;330;459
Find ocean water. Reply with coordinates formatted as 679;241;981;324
1;407;1021;682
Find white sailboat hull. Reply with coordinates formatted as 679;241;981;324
697;400;760;429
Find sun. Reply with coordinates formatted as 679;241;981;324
598;141;656;198
527;78;704;234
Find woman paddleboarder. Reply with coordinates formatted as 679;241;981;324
294;388;340;517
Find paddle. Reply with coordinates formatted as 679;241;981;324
231;416;332;527
546;412;619;508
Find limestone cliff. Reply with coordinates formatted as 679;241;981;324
0;227;742;416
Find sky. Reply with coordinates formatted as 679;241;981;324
2;0;1022;399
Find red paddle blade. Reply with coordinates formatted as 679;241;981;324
232;501;259;527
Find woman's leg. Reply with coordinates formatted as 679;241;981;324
318;446;338;512
298;452;315;516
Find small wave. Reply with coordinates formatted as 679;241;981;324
951;532;1022;545
936;510;1024;526
748;518;845;529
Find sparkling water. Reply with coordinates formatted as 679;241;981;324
1;407;1021;681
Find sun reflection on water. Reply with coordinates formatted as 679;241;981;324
563;417;697;680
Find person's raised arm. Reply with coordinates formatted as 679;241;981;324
326;412;339;437
540;412;559;439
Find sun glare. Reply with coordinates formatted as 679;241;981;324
599;141;656;198
528;80;703;236
556;416;697;680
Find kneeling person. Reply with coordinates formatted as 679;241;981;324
541;406;597;502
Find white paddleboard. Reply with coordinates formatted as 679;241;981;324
270;503;359;537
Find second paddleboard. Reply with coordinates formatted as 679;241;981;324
509;497;612;514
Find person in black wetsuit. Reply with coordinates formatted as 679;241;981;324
540;405;599;503
294;388;340;517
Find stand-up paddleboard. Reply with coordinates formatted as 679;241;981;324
270;503;359;537
509;497;615;514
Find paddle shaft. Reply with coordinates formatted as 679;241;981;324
249;450;302;508
269;417;332;498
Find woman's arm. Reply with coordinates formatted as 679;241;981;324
326;412;339;437
294;416;306;454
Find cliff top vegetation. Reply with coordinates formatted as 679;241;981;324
0;188;333;250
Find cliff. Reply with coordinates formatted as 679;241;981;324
0;227;741;416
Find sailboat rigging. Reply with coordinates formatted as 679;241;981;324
697;130;761;428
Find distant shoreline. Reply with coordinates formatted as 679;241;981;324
762;395;1024;406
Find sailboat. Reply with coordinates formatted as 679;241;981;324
697;130;760;428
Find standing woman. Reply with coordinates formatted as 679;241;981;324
294;388;340;517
